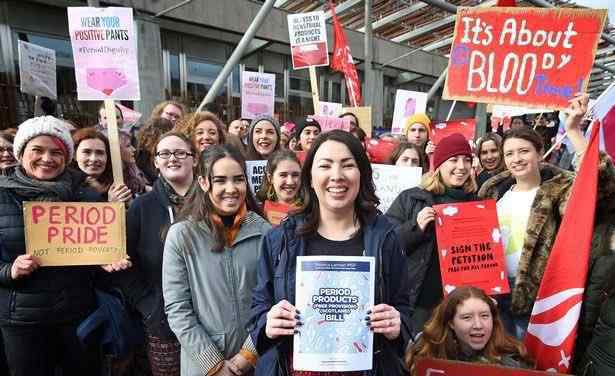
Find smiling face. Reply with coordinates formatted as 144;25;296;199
252;121;278;157
0;137;16;170
479;140;501;171
299;126;320;151
194;120;220;152
199;157;247;216
119;133;136;164
98;107;123;128
21;135;66;180
406;123;429;147
76;138;107;178
311;140;360;217
155;135;195;186
271;159;301;204
503;137;541;181
450;297;493;351
439;154;472;188
395;148;421;167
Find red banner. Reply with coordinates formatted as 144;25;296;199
431;119;476;146
416;358;566;376
433;199;509;296
444;8;606;109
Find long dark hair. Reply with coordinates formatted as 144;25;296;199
71;127;114;187
387;141;426;168
405;286;532;375
175;144;262;252
295;130;379;237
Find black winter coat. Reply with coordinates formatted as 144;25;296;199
0;173;102;326
248;214;412;376
112;178;175;338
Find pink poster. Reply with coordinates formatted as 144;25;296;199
241;71;275;120
67;7;140;100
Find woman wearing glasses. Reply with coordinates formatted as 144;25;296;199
0;130;17;175
113;131;197;375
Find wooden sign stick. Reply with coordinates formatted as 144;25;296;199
104;99;125;185
309;66;320;115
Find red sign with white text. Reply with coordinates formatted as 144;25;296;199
444;7;606;109
433;200;509;296
431;119;476;145
416;358;566;376
288;11;329;70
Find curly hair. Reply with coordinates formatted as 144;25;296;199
174;111;227;150
405;286;532;376
137;118;174;158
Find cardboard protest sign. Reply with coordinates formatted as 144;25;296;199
309;115;351;133
23;202;126;266
433;200;509;296
444;7;606;109
18;41;57;99
341;107;372;137
288;11;329;70
241;71;275;120
372;164;422;212
67;7;140;100
431;119;476;145
318;101;343;116
391;90;428;135
488;103;551;118
264;200;294;226
416;358;567;376
246;160;268;196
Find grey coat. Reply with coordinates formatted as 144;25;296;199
163;211;272;376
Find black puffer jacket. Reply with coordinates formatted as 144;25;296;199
0;170;102;325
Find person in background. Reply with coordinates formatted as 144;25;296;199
135;118;174;184
163;144;270;376
387;133;478;332
288;133;299;152
256;150;304;224
295;117;321;153
150;100;186;127
510;116;527;130
72;127;132;203
339;111;360;133
0;130;17;175
228;119;248;140
403;113;434;156
0;116;130;376
475;133;504;189
97;102;124;131
478;94;615;339
246;116;281;161
249;130;411;375
175;111;227;154
388;142;426;170
120;130;150;198
114;131;198;376
405;286;533;376
280;122;295;150
351;126;367;150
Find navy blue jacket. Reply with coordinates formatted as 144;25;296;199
248;214;412;375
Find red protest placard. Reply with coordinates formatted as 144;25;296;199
443;7;607;109
433;199;509;296
309;115;351;133
288;11;329;70
264;200;295;226
416;358;566;376
431;119;476;145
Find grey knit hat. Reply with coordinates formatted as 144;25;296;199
14;116;74;162
247;115;281;159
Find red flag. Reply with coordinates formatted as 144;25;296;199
524;120;601;373
329;1;362;107
496;0;516;6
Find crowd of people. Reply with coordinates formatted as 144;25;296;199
0;94;613;376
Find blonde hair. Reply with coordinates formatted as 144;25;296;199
150;100;186;119
421;167;477;195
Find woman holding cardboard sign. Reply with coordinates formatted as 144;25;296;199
248;130;411;375
386;133;478;335
478;94;615;339
163;144;271;376
0;116;129;375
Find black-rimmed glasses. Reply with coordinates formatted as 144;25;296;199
155;150;194;160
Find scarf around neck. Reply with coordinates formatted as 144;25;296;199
0;166;74;202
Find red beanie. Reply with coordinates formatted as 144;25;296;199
433;133;472;170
